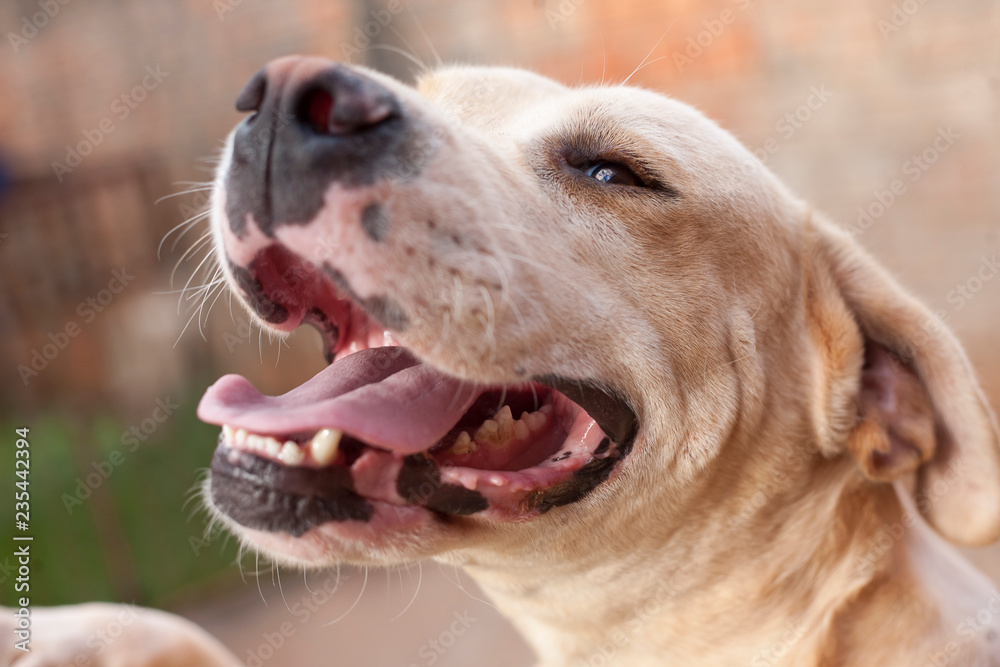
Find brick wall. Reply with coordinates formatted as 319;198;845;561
1;0;997;413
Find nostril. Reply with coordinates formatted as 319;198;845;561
294;73;397;136
236;69;267;113
301;87;335;134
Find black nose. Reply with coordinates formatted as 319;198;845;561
235;63;397;135
225;57;410;239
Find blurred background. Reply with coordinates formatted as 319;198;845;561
0;0;998;664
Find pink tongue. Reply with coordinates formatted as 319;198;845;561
197;347;481;454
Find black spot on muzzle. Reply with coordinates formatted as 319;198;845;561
225;62;435;239
360;203;391;243
323;264;409;332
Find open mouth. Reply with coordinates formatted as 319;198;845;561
198;245;638;537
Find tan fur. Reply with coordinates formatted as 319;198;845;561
19;63;1000;666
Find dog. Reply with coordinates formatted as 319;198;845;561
9;59;1000;667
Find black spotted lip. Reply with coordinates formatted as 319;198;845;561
201;347;637;534
201;248;638;536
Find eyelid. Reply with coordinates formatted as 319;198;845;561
562;148;655;186
565;154;649;189
541;139;679;197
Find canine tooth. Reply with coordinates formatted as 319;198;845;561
451;431;476;455
223;425;234;442
514;420;529;440
311;428;341;465
266;438;282;457
234;428;248;446
279;441;304;465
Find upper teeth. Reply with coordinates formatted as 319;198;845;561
310;428;341;465
226;428;283;457
451;430;476;455
468;403;551;450
222;401;551;466
222;425;342;467
279;441;305;465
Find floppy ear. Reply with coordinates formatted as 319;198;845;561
804;215;1000;546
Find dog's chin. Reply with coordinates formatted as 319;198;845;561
203;484;447;567
197;242;638;557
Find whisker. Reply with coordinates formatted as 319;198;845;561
154;186;213;205
407;6;442;67
504;252;561;277
368;43;428;72
478;284;497;360
152;277;225;296
255;551;268;607
177;241;220;315
390;562;422;621
388;26;430;74
170;230;214;288
620;20;676;86
324;566;369;625
159;210;210;259
199;279;229;336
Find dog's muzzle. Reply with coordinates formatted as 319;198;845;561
224;57;414;240
201;58;638;538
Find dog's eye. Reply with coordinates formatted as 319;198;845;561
584;161;641;187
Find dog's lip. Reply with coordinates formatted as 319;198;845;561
201;244;639;533
199;347;637;531
198;349;637;458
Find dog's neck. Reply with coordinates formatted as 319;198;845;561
448;445;929;666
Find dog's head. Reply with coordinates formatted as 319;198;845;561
198;57;1000;568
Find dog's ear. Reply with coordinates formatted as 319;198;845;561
805;217;1000;546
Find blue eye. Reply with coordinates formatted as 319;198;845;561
584;161;641;187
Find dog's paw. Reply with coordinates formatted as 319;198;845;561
0;603;241;667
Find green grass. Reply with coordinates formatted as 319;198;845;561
1;395;241;608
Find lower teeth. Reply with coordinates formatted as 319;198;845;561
451;403;551;454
